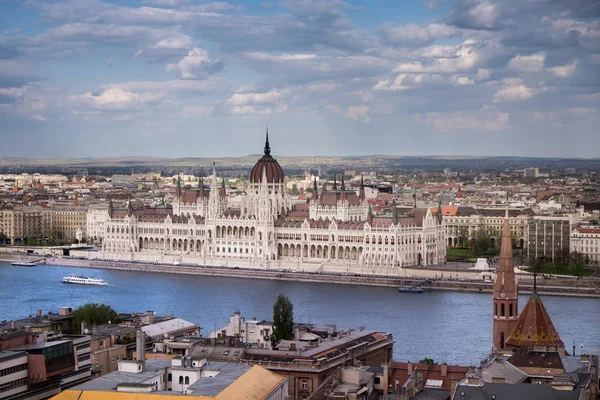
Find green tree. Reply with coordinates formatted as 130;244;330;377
419;358;437;364
71;303;118;334
270;294;294;347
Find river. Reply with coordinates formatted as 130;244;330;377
1;263;598;365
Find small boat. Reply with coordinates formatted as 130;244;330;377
398;286;424;293
11;261;37;267
62;274;108;286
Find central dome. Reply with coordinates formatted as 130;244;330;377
250;130;284;184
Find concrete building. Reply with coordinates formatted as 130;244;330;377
191;326;393;400
570;226;600;266
527;215;578;261
210;311;272;349
0;351;28;399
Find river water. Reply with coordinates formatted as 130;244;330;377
1;263;598;365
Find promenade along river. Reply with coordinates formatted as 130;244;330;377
2;263;599;365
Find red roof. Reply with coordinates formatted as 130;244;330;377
505;292;564;349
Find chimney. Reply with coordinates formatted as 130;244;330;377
36;309;42;317
10;320;15;330
136;330;146;368
441;364;448;377
407;363;413;373
81;321;87;334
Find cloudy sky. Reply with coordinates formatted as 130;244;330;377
0;0;598;158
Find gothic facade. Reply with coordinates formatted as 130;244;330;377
99;133;446;274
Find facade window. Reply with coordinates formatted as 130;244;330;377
302;380;308;390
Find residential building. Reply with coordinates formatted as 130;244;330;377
210;311;272;349
570;226;600;266
0;351;28;399
191;326;393;400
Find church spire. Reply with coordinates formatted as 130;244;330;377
492;211;519;350
264;125;271;156
359;174;365;201
175;175;182;199
220;177;226;197
312;176;319;201
333;174;337;191
412;187;417;208
392;199;398;226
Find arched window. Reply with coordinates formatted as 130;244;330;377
501;304;505;317
509;303;513;317
179;376;183;384
184;376;190;384
494;303;497;316
168;373;172;382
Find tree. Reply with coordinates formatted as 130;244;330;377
270;294;294;347
419;358;437;365
71;303;118;334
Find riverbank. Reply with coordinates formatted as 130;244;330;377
2;252;599;298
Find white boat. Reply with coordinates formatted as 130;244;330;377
11;261;37;267
61;274;108;286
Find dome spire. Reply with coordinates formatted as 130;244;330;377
264;124;271;156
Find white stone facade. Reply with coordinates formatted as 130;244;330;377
97;141;446;275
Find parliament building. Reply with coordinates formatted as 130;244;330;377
99;132;446;274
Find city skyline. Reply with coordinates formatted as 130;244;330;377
1;0;599;158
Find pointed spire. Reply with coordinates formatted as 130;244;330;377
392;199;398;226
437;201;443;224
128;196;133;216
312;176;319;201
359;174;365;201
220;177;226;197
412;187;417;208
333;174;337;191
74;193;79;207
368;205;373;224
340;174;345;191
108;197;113;218
199;177;206;198
264;124;271;156
176;175;182;198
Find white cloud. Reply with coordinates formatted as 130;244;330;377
493;80;535;102
81;87;164;109
231;104;287;114
415;106;508;132
452;76;475;86
152;35;192;50
166;48;223;79
508;54;545;72
227;89;290;106
346;104;370;122
242;52;318;62
392;40;480;75
0;87;25;98
380;23;459;46
549;61;577;77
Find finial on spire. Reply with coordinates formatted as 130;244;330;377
533;270;537;293
341;174;345;191
264;125;271;156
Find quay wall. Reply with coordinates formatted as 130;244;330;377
1;249;599;298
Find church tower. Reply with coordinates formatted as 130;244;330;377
493;211;519;350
